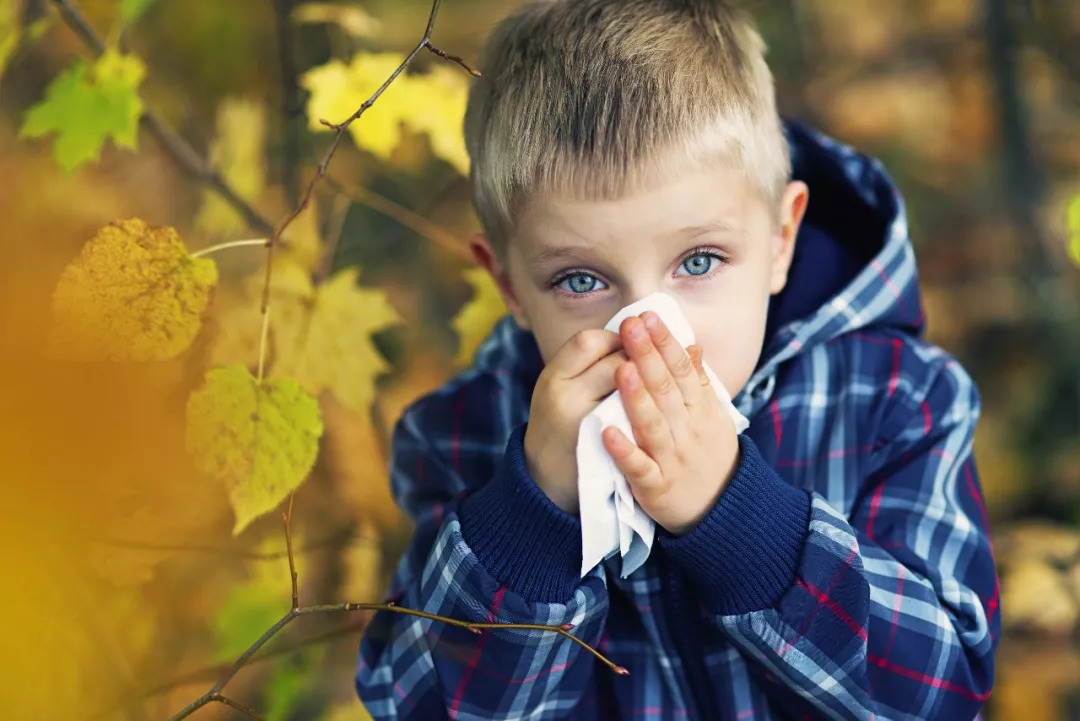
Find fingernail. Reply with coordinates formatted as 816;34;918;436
628;320;644;339
642;312;658;330
623;365;639;388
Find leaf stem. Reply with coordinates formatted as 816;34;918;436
190;238;269;258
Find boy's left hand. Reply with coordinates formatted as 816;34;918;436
601;311;740;536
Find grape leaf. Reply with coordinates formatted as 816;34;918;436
301;51;469;175
46;218;218;362
118;0;157;25
210;262;399;415
196;97;267;237
452;268;506;367
20;48;145;171
186;365;323;535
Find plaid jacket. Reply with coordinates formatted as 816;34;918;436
356;123;1000;720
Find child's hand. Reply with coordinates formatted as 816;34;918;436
524;329;627;514
602;312;740;536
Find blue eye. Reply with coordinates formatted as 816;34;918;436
677;253;721;277
555;273;606;294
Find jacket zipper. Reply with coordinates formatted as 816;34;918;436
661;552;720;719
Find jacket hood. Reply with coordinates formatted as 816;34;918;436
471;121;925;400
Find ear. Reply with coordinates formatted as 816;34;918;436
468;233;531;330
769;180;809;295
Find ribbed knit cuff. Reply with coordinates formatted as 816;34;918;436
657;435;810;615
459;424;583;603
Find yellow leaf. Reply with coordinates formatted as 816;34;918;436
185;365;324;535
46;218;218;361
276;266;400;414
210;261;399;415
196;97;267;237
292;2;382;38
452;268;506;367
301;51;470;175
1000;559;1078;634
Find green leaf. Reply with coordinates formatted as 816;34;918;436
186;366;324;535
211;538;297;663
20;48;145;171
1067;193;1080;269
266;648;323;721
118;0;157;26
0;0;18;83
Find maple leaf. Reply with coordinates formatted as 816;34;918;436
46;218;218;362
185;365;323;535
20;48;145;171
452;267;506;367
210;261;399;415
196;97;267;237
301;51;469;175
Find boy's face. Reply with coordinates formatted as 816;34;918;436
472;164;809;398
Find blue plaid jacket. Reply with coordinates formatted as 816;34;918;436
356;123;999;720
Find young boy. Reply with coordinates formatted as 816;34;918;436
356;0;1000;718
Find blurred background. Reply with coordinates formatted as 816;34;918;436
0;0;1077;719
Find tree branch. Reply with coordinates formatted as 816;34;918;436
50;0;276;236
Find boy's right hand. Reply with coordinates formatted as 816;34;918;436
524;329;626;515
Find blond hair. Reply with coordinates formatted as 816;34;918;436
464;0;790;255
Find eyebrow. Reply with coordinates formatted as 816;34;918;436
529;221;742;265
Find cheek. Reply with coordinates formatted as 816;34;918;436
691;303;769;396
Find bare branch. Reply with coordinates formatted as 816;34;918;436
210;694;267;721
50;0;277;236
426;43;482;76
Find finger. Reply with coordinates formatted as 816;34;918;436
641;311;707;408
617;360;675;462
686;345;711;388
574;349;628;401
619;316;689;428
548;329;622;379
602;426;664;492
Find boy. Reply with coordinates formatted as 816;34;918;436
356;0;1000;718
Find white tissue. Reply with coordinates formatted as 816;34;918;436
576;292;749;578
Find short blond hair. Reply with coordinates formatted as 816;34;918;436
464;0;790;255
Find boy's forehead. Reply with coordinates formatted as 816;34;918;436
515;165;755;251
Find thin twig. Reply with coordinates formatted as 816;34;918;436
191;238;269;258
322;175;471;266
284;493;299;610
256;305;270;382
210;694;266;721
425;43;482;76
90;527;366;560
50;0;276;236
